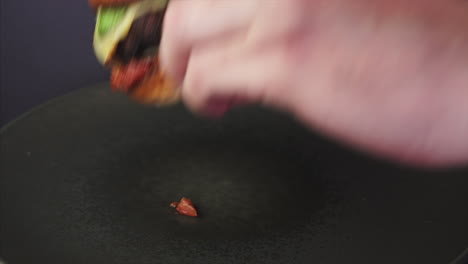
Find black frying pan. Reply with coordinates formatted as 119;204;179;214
1;84;467;264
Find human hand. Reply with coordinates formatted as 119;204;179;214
160;0;468;167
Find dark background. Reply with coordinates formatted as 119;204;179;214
1;0;108;127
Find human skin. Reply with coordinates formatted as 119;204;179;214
159;0;468;167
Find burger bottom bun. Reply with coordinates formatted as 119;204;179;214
128;61;181;106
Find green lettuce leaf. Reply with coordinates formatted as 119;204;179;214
97;6;128;36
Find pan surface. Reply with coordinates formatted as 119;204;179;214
1;84;467;264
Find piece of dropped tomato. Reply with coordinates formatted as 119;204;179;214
176;197;198;217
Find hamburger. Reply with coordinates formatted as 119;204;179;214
90;0;179;105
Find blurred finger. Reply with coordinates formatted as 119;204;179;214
160;0;257;84
182;37;287;115
246;0;309;45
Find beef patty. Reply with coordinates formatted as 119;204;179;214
115;11;165;63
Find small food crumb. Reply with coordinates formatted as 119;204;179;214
170;197;198;217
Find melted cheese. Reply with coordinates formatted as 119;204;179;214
93;0;168;64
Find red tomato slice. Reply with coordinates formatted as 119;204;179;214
175;197;198;217
110;59;154;92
